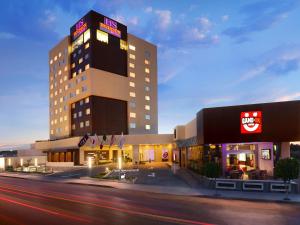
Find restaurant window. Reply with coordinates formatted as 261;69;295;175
97;30;108;44
83;29;90;43
120;40;127;50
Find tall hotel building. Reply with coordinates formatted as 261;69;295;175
36;11;173;166
49;10;157;139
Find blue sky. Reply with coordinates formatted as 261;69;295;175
1;0;300;145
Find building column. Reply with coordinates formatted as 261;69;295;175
281;142;290;159
79;149;85;165
132;145;139;164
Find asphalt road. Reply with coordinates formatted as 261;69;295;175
0;177;299;225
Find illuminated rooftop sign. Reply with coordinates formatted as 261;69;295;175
73;19;88;39
100;17;121;38
241;111;262;134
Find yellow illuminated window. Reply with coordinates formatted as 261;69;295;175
97;30;108;43
72;34;83;51
72;103;75;109
51;130;54;134
145;105;150;110
85;120;90;127
145;96;150;101
64;66;68;72
85;97;89;103
64;116;67;121
145;77;150;82
76;89;80;95
129;54;135;60
64;76;67;81
145;68;150;73
86;108;90;115
130;112;136;118
85;43;90;49
54;56;57;61
129;92;136;97
72;72;76;78
129;72;135;78
120;40;127;50
79;58;83;64
145;59;150;65
129;82;135;87
129;63;135;68
58;52;62;57
83;29;90;43
129;44;136;51
72;63;75;68
85;64;90;70
145;124;151;130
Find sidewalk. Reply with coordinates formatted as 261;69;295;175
1;172;300;203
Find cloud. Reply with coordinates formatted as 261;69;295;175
145;6;153;13
222;15;229;22
275;92;300;102
223;0;298;42
0;32;16;39
155;10;172;30
238;44;300;82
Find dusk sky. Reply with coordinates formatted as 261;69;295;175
1;0;300;145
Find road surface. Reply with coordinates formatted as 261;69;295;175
0;176;299;225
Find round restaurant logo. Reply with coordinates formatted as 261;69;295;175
240;111;262;134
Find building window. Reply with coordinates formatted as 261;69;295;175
130;123;136;129
80;122;84;128
79;58;83;64
145;105;150;110
64;66;68;72
72;34;83;51
81;75;87;81
83;29;90;43
97;30;108;43
129;102;136;108
145;96;150;101
120;40;127;50
145;114;150;120
64;116;67;121
50;129;54;134
145;68;150;73
85;120;90;127
73;113;77;119
58;52;62;57
129;92;136;97
76;89;80;95
130;112;136;118
145;59;150;65
64;75;67;81
85;42;90;49
85;64;90;70
145;86;150;92
129;44;136;51
54;56;57;61
82;86;87;92
50;59;53;64
145;124;151;130
145;50;151;59
86;108;90;115
129;72;135;78
78;111;82;117
72;103;75;109
129;54;135;60
72;124;76;130
85;97;89;104
85;54;89;60
129;63;135;68
80;100;83;106
129;82;135;87
72;72;76;78
145;77;150;82
58;70;62;75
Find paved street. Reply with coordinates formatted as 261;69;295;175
0;176;299;225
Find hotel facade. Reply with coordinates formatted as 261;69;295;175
36;10;294;174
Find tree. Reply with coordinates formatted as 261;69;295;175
275;158;299;200
204;162;221;196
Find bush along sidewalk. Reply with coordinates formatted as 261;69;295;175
203;162;221;196
274;158;299;200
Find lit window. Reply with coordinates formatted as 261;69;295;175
79;58;83;64
129;102;136;108
83;29;90;43
64;116;67;121
59;88;62;94
50;129;54;134
55;109;58;114
129;92;136;97
54;56;57;61
85;97;89;104
76;89;80;95
97;30;108;43
60;117;63;122
145;68;150;73
51;120;54;125
80;122;84;128
72;34;83;51
64;76;67;81
72;63;75;68
50;84;53;90
85;120;90;127
54;91;58;96
145;96;150;101
129;72;135;78
145;114;150;120
129;63;135;68
54;100;57;106
82;86;87;92
86;108;90;115
79;68;82;73
145;86;150;91
60;97;63;103
129;82;135;87
145;124;151;130
50;59;53;64
72;124;76;130
72;103;75;109
59;79;63;84
58;52;62;57
85;64;90;70
64;85;68;91
145;105;150;110
79;111;82;117
145;59;150;65
129;45;136;51
130;123;136;129
120;40;127;50
145;77;150;82
130;112;136;118
73;113;77;119
85;43;89;49
64;66;68;72
80;100;83;106
72;72;76;78
58;70;62;75
129;54;135;60
54;119;57;124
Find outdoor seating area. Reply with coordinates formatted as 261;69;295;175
226;167;268;180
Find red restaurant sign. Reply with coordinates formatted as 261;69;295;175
241;111;262;134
